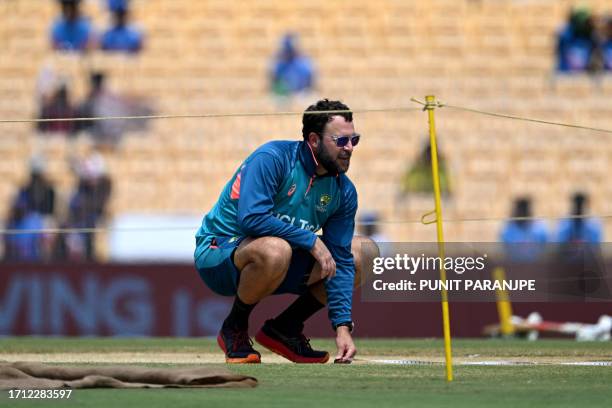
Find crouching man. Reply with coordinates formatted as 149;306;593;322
194;99;378;363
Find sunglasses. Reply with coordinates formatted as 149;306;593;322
330;133;361;148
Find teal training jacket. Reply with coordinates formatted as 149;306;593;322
195;140;357;328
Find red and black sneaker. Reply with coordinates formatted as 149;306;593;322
217;326;261;364
255;319;329;364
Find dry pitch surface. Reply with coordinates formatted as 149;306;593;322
3;352;612;366
1;337;611;366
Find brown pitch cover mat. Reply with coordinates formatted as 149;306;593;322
0;362;257;389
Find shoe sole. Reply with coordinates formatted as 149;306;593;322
217;333;261;364
255;329;329;364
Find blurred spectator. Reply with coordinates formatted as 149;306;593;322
37;82;76;134
598;15;612;71
3;157;57;262
500;197;548;262
3;197;46;262
270;33;315;98
15;155;57;217
556;7;598;73
50;0;94;52
76;71;153;148
401;139;451;196
500;198;548;243
100;0;144;54
76;72;119;142
359;211;390;257
54;152;112;261
36;64;61;105
359;212;388;244
555;193;604;297
556;192;602;243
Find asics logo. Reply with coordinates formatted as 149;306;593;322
287;183;297;197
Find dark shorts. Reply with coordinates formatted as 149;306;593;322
194;234;316;297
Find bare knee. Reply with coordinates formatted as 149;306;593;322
351;235;380;287
261;237;292;270
236;237;292;280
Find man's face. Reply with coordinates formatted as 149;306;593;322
316;116;356;174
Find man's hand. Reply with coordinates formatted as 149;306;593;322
334;326;356;363
310;237;336;280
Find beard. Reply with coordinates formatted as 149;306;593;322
317;143;350;174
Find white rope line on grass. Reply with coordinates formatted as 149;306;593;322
365;359;612;366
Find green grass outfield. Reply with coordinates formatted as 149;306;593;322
1;337;611;408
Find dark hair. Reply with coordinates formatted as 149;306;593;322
512;197;531;228
512;197;531;217
90;71;105;90
302;99;352;140
572;192;587;215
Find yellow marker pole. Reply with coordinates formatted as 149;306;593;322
493;267;515;336
424;95;453;382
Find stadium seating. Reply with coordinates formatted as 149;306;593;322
1;0;612;251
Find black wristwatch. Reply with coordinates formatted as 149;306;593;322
334;321;355;333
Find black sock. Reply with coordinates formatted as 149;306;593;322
273;291;324;334
223;296;257;330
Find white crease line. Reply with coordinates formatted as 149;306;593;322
368;359;612;366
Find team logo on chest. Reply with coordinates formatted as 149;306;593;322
316;193;332;212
